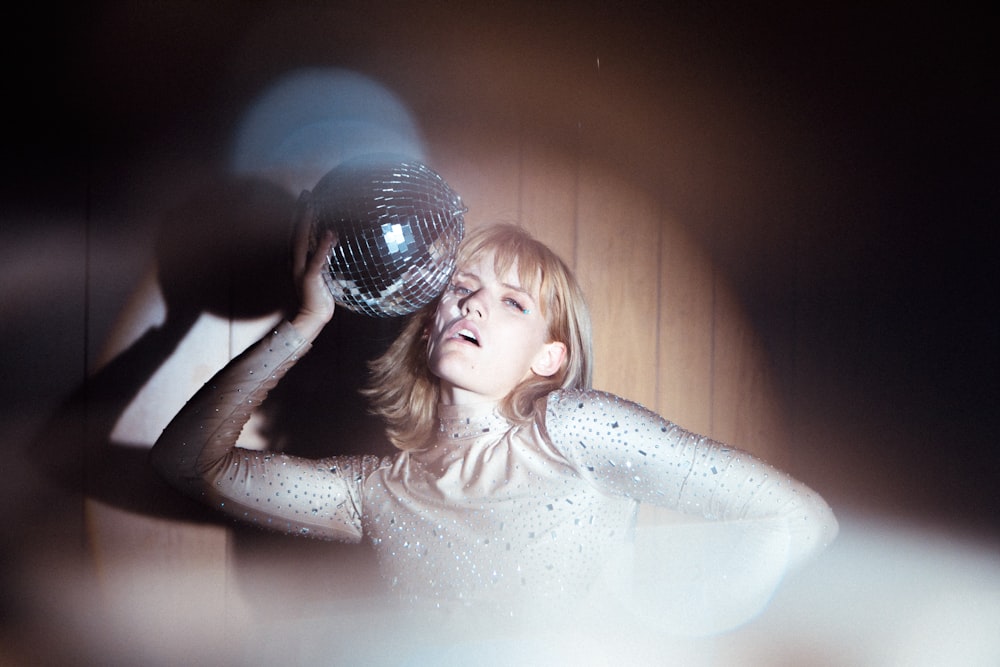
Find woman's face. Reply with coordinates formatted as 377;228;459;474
426;249;566;405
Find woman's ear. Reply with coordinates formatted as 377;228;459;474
531;341;567;378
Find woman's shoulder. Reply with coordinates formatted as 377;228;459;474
544;387;646;413
540;388;663;439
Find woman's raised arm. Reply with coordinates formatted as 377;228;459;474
148;191;379;542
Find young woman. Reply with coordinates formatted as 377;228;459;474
150;211;838;628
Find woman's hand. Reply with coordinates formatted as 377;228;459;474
290;190;337;341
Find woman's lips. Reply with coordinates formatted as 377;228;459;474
445;319;481;346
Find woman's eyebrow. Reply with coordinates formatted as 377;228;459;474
455;271;534;300
501;282;533;299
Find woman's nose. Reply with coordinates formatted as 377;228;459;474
461;291;486;318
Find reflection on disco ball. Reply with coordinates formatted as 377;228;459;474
309;158;466;317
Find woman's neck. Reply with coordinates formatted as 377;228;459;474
437;379;507;406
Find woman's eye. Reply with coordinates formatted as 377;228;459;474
504;297;526;313
449;283;471;296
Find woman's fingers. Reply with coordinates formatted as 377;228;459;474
287;189;337;338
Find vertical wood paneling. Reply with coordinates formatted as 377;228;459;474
518;137;577;269
575;160;660;409
711;276;787;464
656;214;715;436
424;119;521;232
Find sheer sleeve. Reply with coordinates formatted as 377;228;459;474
543;389;838;570
149;321;389;543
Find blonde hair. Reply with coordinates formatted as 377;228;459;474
364;224;593;449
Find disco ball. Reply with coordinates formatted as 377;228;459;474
308;158;466;317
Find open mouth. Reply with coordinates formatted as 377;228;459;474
445;320;481;346
454;328;479;346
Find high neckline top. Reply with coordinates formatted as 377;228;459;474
436;401;509;441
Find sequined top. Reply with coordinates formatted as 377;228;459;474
151;322;837;616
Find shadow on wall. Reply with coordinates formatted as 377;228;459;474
27;169;402;600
